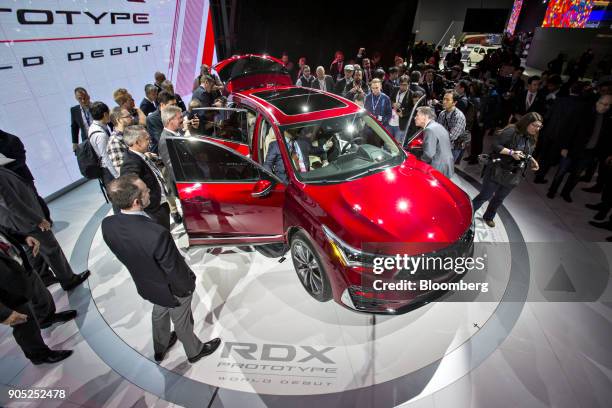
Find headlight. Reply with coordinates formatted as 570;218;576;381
322;225;380;267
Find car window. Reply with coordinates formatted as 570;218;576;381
168;138;260;182
278;112;405;183
191;108;249;145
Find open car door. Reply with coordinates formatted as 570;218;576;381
165;136;286;246
190;107;251;156
214;54;293;93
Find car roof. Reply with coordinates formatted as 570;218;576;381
235;85;362;126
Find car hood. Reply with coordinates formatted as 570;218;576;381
303;157;472;250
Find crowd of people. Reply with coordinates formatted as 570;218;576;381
0;32;611;365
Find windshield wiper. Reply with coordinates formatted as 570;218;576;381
346;164;391;181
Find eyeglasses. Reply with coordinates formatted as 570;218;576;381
529;123;543;129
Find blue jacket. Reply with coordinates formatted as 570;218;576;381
365;93;392;127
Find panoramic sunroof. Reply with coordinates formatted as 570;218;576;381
253;88;347;115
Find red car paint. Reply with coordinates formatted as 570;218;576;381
166;55;473;313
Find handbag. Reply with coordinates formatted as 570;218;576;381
489;161;522;186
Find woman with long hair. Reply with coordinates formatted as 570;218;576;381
472;112;543;227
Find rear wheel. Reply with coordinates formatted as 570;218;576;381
290;231;332;302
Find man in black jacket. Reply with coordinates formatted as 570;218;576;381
1;229;73;364
311;66;335;93
120;126;171;230
101;175;220;363
70;87;92;152
0;160;89;290
512;76;546;122
146;91;177;154
140;84;158;117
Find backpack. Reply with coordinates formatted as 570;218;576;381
76;132;103;179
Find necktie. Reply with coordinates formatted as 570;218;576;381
527;93;534;109
144;156;168;194
84;109;92;126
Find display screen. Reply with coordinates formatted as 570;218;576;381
0;1;216;197
542;0;595;27
463;9;511;33
541;0;611;28
506;0;525;35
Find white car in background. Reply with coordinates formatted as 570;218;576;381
466;46;500;66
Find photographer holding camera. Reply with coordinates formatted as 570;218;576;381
472;112;542;227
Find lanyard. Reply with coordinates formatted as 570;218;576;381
372;94;382;112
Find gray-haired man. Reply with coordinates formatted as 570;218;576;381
415;107;455;178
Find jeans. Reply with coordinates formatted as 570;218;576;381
472;172;515;221
452;147;464;163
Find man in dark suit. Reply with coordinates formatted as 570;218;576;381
0;130;50;221
423;70;444;102
512;75;546;122
333;65;354;95
329;51;345;81
140;84;158;117
0;226;77;328
161;80;187;112
311;66;335;93
0;158;90;290
101;175;220;363
264;129;330;182
146;91;177;154
192;75;218;108
70;87;92;152
120;126;171;230
1;228;74;364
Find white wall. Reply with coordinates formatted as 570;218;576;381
0;1;215;197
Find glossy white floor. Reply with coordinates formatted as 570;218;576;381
1;161;611;408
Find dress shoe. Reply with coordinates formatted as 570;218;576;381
484;219;495;228
466;158;479;165
533;177;548;184
579;175;592;182
31;350;73;365
61;270;91;291
589;220;612;231
586;203;605;211
172;213;183;225
463;156;474;162
606;236;612;242
39;310;77;329
546;191;556;199
154;331;178;362
188;338;221;364
583;184;603;193
41;275;59;287
560;193;573;203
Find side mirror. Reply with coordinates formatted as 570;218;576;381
252;179;273;198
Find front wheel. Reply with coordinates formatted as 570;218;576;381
290;231;332;302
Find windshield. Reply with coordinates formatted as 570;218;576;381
278;112;405;183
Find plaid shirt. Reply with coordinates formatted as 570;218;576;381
437;108;466;142
107;130;128;174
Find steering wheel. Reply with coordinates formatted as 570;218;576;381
340;137;363;154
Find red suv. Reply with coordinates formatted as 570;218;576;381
162;55;474;313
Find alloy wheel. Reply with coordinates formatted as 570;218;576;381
292;240;324;296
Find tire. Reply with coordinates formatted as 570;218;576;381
290;231;332;302
254;243;288;258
